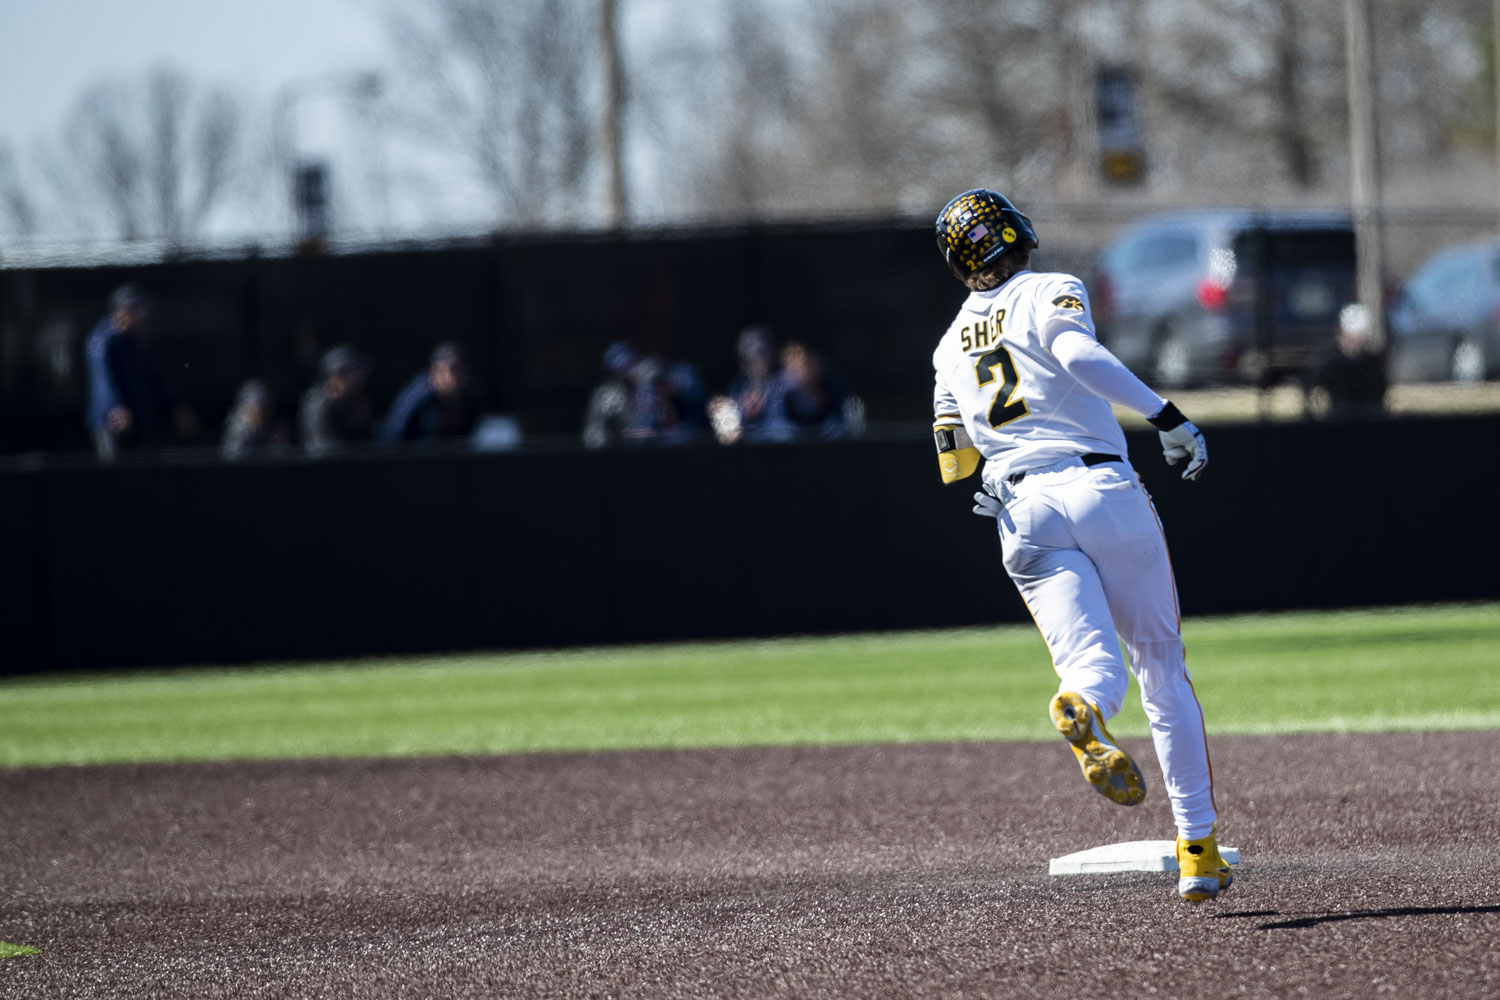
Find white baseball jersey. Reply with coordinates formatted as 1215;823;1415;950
933;268;1219;843
932;270;1126;486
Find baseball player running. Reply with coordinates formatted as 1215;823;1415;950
930;189;1232;902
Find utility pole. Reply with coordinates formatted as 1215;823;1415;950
1344;0;1385;348
600;0;627;228
1064;0;1092;199
1494;0;1500;222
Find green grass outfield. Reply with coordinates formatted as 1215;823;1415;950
2;603;1498;769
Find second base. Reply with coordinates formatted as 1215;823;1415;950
1049;839;1242;876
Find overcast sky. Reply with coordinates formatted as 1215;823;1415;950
0;0;709;241
1;0;390;144
0;0;421;239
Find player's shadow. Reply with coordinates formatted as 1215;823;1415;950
1215;905;1500;930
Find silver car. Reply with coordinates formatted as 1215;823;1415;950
1388;239;1500;383
1090;211;1357;389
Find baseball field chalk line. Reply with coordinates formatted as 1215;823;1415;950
1048;840;1242;875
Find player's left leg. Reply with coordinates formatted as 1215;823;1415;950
1065;467;1220;837
997;487;1144;806
1065;465;1230;898
1123;637;1216;836
998;488;1131;721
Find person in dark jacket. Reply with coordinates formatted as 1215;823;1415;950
707;325;782;444
1303;303;1388;420
381;343;483;445
221;379;291;460
84;284;194;460
759;340;857;440
582;341;639;449
723;325;779;438
299;345;375;457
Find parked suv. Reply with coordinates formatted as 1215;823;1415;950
1090;211;1357;388
1387;238;1500;383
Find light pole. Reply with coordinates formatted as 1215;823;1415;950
272;70;385;245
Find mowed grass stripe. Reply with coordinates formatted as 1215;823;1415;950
2;603;1498;768
0;629;1054;766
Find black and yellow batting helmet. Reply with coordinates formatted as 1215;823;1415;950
934;188;1038;282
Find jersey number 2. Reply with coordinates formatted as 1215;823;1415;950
974;345;1029;428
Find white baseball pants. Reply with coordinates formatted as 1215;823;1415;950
988;456;1217;839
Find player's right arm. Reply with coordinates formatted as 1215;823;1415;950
932;369;980;484
1041;279;1208;480
1039;281;1166;417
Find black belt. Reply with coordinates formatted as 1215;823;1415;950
1007;452;1121;485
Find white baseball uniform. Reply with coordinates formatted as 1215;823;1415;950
933;269;1217;840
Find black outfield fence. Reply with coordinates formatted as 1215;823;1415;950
10;207;1500;457
0;222;969;455
2;414;1495;675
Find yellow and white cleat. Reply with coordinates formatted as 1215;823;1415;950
1177;829;1234;902
1048;691;1146;807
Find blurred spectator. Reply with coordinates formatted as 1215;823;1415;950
299;345;375;456
221;379;291;461
582;341;639;448
381;342;484;444
707;325;780;444
629;358;709;445
1303;303;1388;420
84;283;196;461
583;342;709;448
759;340;861;441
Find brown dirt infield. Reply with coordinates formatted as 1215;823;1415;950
2;731;1497;999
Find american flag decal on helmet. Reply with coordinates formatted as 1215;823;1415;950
936;189;1037;278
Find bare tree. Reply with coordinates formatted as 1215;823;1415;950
670;0;935;221
795;3;927;211
682;1;808;218
143;68;241;243
383;0;596;228
456;0;1496;225
919;0;1115;205
1267;0;1318;188
1370;4;1489;166
50;65;246;243
58;81;146;240
0;140;39;239
683;0;1089;220
1140;0;1489;199
1141;0;1337;193
638;0;1134;221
